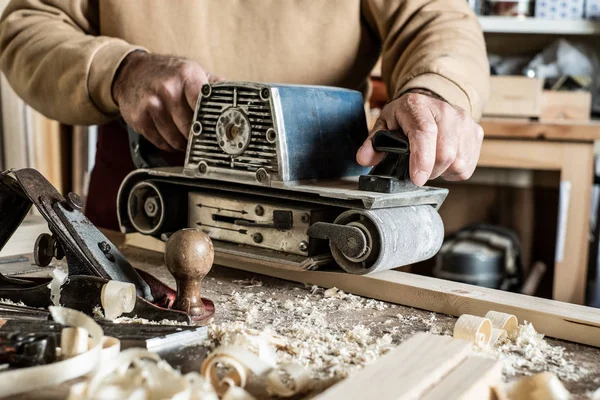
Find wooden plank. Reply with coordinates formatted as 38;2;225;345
314;333;472;400
421;356;502;400
479;139;593;304
126;233;165;253
0;215;49;257
540;90;591;122
480;118;600;142
1;74;29;170
31;109;64;194
124;233;600;347
483;76;543;118
72;126;90;199
554;141;594;304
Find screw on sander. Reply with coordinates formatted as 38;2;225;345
307;222;369;260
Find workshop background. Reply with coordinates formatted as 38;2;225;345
2;0;600;308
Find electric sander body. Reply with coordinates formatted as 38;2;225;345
117;82;448;275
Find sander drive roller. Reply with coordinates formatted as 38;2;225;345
329;205;444;274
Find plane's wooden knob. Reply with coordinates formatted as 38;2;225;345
165;228;214;317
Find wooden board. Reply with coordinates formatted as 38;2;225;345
421;356;502;400
479;139;594;305
480;118;600;142
1;74;29;170
31;110;64;194
540;90;591;122
0;215;49;258
483;76;543;118
124;233;600;347
314;333;472;400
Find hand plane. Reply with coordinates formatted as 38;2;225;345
0;169;214;325
119;82;449;274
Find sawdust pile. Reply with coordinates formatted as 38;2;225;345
206;285;398;390
481;322;590;382
205;280;590;390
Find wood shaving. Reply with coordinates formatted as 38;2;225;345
232;279;263;288
112;316;186;325
92;304;186;325
69;349;219;400
475;321;590;383
0;298;27;306
205;287;400;392
207;283;593;394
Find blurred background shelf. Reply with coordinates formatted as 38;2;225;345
479;16;600;35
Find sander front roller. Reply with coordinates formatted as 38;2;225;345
308;205;444;274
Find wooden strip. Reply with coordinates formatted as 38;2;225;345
540;90;591;122
124;233;600;347
421;356;502;400
314;333;471;400
1;74;29;170
480;118;600;142
483;76;543;118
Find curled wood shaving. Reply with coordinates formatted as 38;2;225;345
453;314;492;347
490;328;508;345
507;372;570;400
485;311;519;339
100;281;136;320
0;307;107;398
69;349;219;400
49;268;67;306
60;327;89;359
266;362;311;397
222;386;257;400
201;345;271;396
202;329;311;398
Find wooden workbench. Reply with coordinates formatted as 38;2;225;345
4;246;600;399
479;118;600;305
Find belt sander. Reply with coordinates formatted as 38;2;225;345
118;82;448;274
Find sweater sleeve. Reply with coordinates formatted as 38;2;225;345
0;0;144;125
362;0;490;119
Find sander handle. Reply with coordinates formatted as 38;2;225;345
359;129;416;193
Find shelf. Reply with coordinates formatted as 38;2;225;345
480;117;600;141
479;16;600;35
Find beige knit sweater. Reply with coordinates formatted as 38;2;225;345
0;0;489;125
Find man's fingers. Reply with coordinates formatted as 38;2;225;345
396;95;438;186
356;118;389;167
147;96;187;151
429;110;459;180
208;73;226;83
182;65;210;110
171;101;194;138
440;121;483;181
157;79;194;138
133;112;174;152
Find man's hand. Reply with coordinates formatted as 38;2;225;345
112;52;223;152
356;91;484;186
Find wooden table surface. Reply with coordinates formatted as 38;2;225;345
3;246;600;399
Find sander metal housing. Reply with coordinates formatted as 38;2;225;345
118;82;448;274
